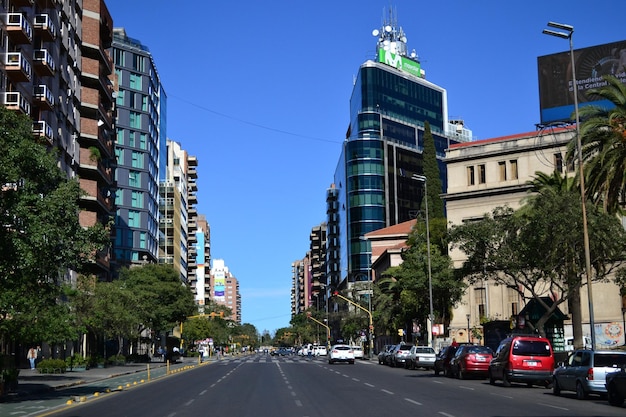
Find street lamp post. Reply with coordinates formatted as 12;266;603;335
412;174;434;347
466;314;471;344
543;22;596;350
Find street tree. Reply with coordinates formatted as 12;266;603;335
0;107;109;346
573;75;626;215
449;188;626;337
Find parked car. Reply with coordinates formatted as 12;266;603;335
270;347;290;356
552;350;626;399
434;343;470;376
606;367;626;406
383;344;399;366
328;344;355;364
406;345;436;370
449;345;493;379
378;345;393;365
391;343;413;367
488;334;554;388
351;346;364;360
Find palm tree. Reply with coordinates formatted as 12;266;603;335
570;75;626;214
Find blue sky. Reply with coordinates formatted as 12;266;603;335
104;0;623;335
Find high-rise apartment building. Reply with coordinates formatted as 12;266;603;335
210;259;241;323
112;27;165;269
331;11;470;291
159;139;197;283
191;214;211;311
1;0;116;281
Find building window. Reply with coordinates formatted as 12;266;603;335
467;166;475;186
474;287;486;319
140;133;147;150
116;128;124;144
131;151;143;168
129;131;135;147
133;53;145;72
508;287;519;316
139;231;147;249
129;73;142;90
116;89;125;106
128;210;140;227
478;164;486;184
114;49;125;66
129;112;141;129
129;170;140;187
131;191;143;208
554;153;563;173
142;95;148;112
510;160;518;180
498;161;507;181
115;148;123;165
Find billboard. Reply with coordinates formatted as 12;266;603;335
378;48;424;79
538;40;626;124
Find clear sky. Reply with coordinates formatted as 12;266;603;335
104;0;624;335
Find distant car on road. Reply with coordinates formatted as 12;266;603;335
391;343;413;368
488;335;554;388
351;346;364;360
406;346;436;370
553;350;626;399
328;344;355;364
378;345;393;365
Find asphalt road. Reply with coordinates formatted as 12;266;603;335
21;353;626;417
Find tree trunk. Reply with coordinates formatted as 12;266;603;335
569;286;583;349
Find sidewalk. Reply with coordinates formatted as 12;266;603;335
2;357;209;402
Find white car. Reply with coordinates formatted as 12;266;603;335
407;345;436;370
328;344;355;364
351;346;364;359
314;346;328;356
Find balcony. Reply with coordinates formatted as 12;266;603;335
33;120;53;145
34;84;54;110
4;52;32;82
2;91;31;115
34;14;58;42
33;49;55;76
5;13;33;44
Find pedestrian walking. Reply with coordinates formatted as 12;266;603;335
27;347;37;370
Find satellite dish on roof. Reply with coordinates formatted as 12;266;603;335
400;36;407;43
372;29;379;37
385;25;392;32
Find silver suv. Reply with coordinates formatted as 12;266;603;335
553;349;626;399
391;343;413;368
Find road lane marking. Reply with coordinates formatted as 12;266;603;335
439;413;455;417
458;385;474;390
199;390;207;395
365;383;375;387
405;398;422;406
352;378;360;382
489;392;513;399
295;400;302;407
537;402;569;411
184;399;194;406
381;389;394;395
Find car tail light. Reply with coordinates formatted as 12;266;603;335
587;367;594;380
467;354;475;362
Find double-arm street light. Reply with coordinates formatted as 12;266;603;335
412;174;434;347
306;313;331;349
542;21;595;350
333;291;374;359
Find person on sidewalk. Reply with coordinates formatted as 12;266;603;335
27;347;37;370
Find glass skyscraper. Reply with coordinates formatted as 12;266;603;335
331;13;469;290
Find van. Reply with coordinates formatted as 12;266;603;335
488;334;554;387
565;336;592;351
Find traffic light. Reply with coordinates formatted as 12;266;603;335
398;329;404;336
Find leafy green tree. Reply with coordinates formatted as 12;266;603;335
0;108;108;345
422;121;445;220
120;264;197;337
449;188;626;336
573;75;626;214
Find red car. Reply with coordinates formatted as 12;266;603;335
449;345;494;379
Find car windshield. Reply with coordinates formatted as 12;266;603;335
594;353;626;368
512;340;551;356
415;347;435;354
398;345;412;351
334;346;351;351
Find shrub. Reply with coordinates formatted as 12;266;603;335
65;354;88;369
37;359;66;374
107;354;126;365
127;353;151;363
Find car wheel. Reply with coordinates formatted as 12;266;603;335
488;370;495;385
328;359;333;364
434;367;440;376
553;379;561;396
608;382;625;406
350;360;355;365
575;381;588;400
502;371;511;387
458;367;465;380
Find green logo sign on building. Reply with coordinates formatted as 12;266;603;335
378;48;424;79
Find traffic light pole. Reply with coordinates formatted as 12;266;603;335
307;314;331;350
332;292;374;359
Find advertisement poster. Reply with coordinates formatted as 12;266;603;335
593;322;624;348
